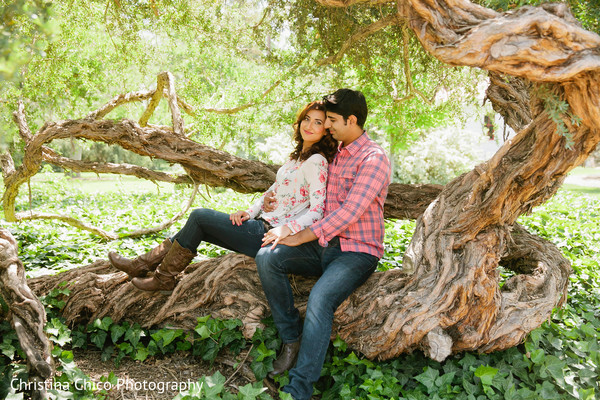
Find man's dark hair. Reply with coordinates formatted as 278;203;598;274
322;88;368;128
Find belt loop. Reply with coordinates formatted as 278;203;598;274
330;236;340;247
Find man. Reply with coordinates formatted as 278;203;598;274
256;88;391;400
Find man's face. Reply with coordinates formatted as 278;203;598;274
324;111;349;143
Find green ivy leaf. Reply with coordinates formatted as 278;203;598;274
252;342;275;362
474;365;498;386
133;345;149;362
110;324;126;344
195;325;211;340
90;330;107;350
250;357;272;381
237;382;267;399
530;348;545;364
415;367;439;394
92;317;113;332
124;324;144;348
204;371;226;396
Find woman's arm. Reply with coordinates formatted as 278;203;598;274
285;154;328;233
262;155;328;248
245;182;277;219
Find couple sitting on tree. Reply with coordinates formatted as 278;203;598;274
108;88;391;400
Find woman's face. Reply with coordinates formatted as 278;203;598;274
300;109;327;149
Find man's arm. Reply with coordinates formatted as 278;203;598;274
275;227;317;247
311;150;390;245
262;190;277;212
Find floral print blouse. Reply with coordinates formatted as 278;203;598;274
246;153;328;234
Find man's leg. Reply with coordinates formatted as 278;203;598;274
284;249;378;400
172;208;266;258
255;243;323;343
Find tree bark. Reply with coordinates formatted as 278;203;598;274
25;221;568;362
388;0;600;359
0;229;54;400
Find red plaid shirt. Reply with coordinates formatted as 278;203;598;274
311;133;390;258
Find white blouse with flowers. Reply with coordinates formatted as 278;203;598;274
246;153;328;234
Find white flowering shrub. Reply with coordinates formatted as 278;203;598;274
394;126;490;185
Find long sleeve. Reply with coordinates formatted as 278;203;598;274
246;182;276;219
286;155;328;233
312;151;389;242
309;133;391;258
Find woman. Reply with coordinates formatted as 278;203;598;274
108;101;338;292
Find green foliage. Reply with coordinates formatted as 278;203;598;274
1;0;495;169
2;176;600;399
2;173;256;275
0;0;57;81
533;84;581;150
380;219;416;271
265;0;486;157
392;126;484;184
1;1;311;164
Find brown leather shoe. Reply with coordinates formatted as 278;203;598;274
109;238;172;278
131;240;195;292
268;341;300;379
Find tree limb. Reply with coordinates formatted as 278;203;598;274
317;14;399;66
42;147;193;185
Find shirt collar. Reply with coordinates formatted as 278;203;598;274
338;131;369;156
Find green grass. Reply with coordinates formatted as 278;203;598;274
30;171;176;194
566;167;600;176
561;184;600;198
563;167;600;198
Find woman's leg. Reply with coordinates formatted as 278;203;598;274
171;208;267;258
109;208;266;278
131;208;268;292
108;238;172;278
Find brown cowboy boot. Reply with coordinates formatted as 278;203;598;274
268;340;301;379
108;238;172;278
131;240;195;292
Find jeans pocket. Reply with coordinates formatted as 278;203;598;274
248;219;267;236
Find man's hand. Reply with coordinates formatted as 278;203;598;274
229;210;250;226
263;191;277;212
262;225;292;249
264;227;317;248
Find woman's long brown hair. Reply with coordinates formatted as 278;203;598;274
289;101;338;163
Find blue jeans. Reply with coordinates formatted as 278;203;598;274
255;238;378;400
171;208;267;257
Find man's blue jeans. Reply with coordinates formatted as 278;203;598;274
255;238;378;400
171;208;267;257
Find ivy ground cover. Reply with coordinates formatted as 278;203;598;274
0;173;598;399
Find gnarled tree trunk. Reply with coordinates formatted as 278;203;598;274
0;229;54;400
2;0;599;372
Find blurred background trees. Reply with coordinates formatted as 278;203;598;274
2;0;599;183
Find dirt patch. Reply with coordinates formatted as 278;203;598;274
72;348;279;399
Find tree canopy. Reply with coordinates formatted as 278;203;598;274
1;0;497;171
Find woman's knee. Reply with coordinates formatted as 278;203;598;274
188;208;214;225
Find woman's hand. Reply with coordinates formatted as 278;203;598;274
230;210;250;226
262;191;277;212
262;225;292;249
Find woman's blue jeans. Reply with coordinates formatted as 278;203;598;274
171;208;267;257
255;238;378;400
